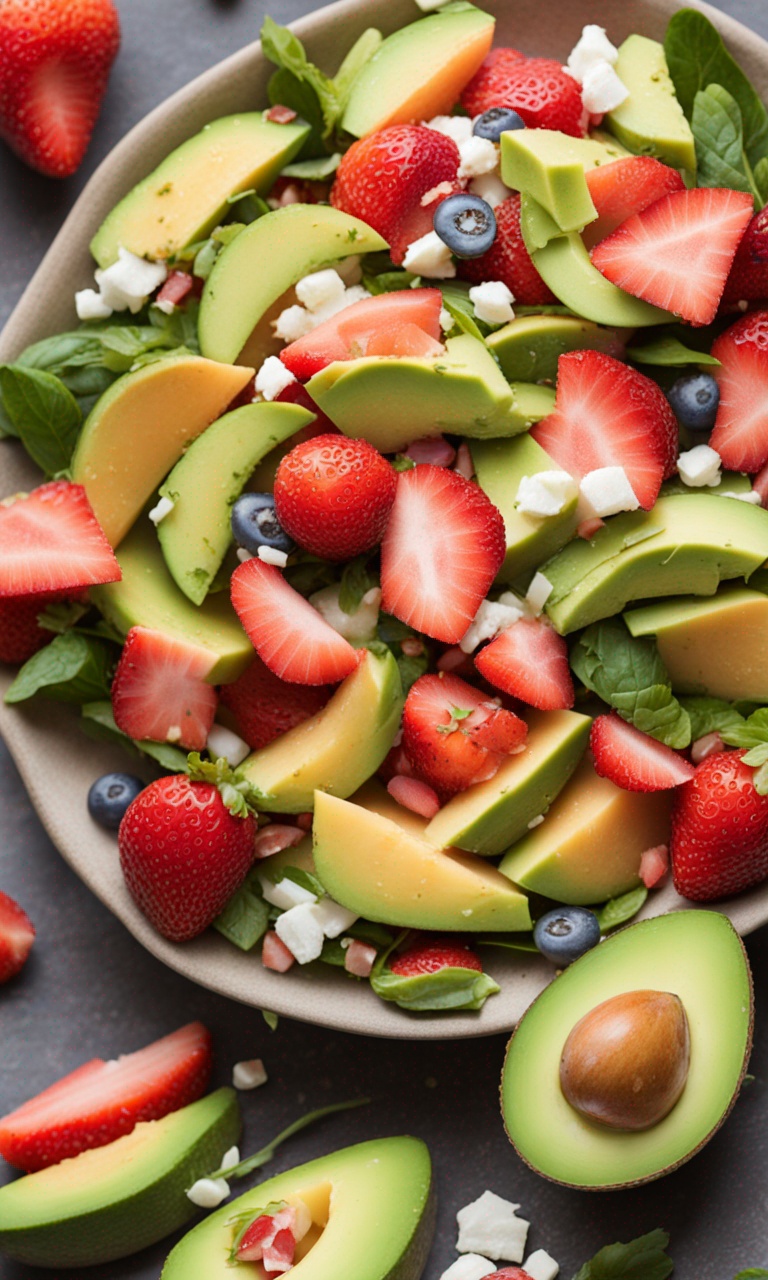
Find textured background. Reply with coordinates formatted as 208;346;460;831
1;1;768;1277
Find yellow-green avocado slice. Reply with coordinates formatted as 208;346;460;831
312;782;531;932
502;912;752;1188
0;1088;240;1268
543;493;768;634
486;313;628;384
161;1136;435;1280
500;129;629;233
606;36;697;179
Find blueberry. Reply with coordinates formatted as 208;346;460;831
534;907;601;966
230;493;293;555
88;773;144;830
666;372;720;432
473;107;525;142
433;193;497;258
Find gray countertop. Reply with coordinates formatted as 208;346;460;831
2;1;768;1276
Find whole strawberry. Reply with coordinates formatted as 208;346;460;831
0;891;35;983
461;50;587;137
670;750;768;901
118;775;255;942
458;194;557;304
390;939;484;977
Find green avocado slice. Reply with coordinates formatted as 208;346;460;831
606;35;697;179
486;314;628;383
500;129;628;232
501;912;752;1188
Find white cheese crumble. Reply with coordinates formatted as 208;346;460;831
402;231;457;278
311;897;360;939
186;1177;230;1208
274;283;371;342
153;298;176;316
221;1146;241;1171
257;546;288;567
255;355;296;401
566;25;619;81
524;1250;560;1280
458;135;499;180
232;1058;268;1090
469;172;513;209
438;1256;497;1280
440;307;454;332
295;268;346;312
148;495;175;525
274;901;326;964
580;61;629;113
469;281;515;325
578;466;640;518
721;488;763;503
425;114;475;146
75;288;113;321
96;247;167;313
456;1189;530;1263
516;471;578;517
527;814;545;829
309;583;381;642
274;303;314;343
206;724;250;767
460;597;524;654
258;874;317;911
525;571;553;615
677;444;722;487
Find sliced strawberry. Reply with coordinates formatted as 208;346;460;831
582;156;685;249
590;715;696;792
721;206;768;305
111;627;218;751
380;466;506;644
0;1021;212;1171
671;750;768;901
155;270;194;308
709;310;768;472
530;350;678;509
279;289;444;379
640;844;670;888
230;560;359;685
387;775;441;818
219;657;332;751
474;616;574;711
461;52;586;137
0;891;35;985
458;194;557;303
0;596;53;664
591;188;754;326
262;930;295;972
0;482;120;596
390;939;483;976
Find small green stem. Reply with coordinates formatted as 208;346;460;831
204;1097;370;1182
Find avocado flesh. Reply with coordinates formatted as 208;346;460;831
71;354;254;550
237;650;404;813
424;709;590;857
502;912;752;1188
606;36;696;179
499;757;673;904
486;314;627;383
660;471;753;498
342;5;494;137
198;205;387;364
312;783;531;932
500;129;628;233
471;434;578;584
92;517;252;684
543;493;768;634
625;586;768;701
305;334;555;453
161;1137;435;1280
0;1088;240;1268
157;401;313;604
90;114;310;268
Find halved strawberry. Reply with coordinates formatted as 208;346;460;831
0;891;35;985
474;616;574;711
590;715;696;792
230;560;359;685
0;482;120;596
111;627;218;751
279;289;444;379
530;350;678;509
458;194;557;304
721;206;768;305
461;51;586;136
0;1021;212;1171
591;188;754;326
582;156;685;249
709;310;768;472
219;657;332;751
402;671;527;798
380;466;506;644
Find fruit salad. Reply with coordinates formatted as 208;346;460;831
3;3;768;1018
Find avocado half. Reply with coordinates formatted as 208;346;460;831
501;912;753;1190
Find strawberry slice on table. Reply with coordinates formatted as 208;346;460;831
0;0;120;178
279;289;444;380
709;310;768;472
461;51;586;136
590;715;696;792
474;616;574;711
0;1021;212;1171
390;938;484;976
581;155;685;249
590;187;754;326
530;350;678;510
219;657;332;752
721;206;768;305
458;194;557;303
0;891;34;985
110;626;218;752
380;465;506;644
670;750;768;901
402;671;527;798
0;482;120;596
230;560;360;685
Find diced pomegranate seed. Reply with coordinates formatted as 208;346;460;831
296;812;313;832
401;637;425;657
262;931;295;972
156;270;194;307
639;844;670;889
404;436;456;467
454;442;474;480
387;775;441;818
264;1227;297;1274
577;517;605;540
253;824;305;859
266;104;298;124
344;939;378;978
691;732;725;764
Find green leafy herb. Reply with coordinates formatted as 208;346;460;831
437;280;489;341
679;695;746;741
475;932;539;953
80;701;189;772
692;84;763;205
188;752;252;817
436;705;473;734
204;1098;370;1181
224;192;270;226
338;556;378;614
721;708;768;791
391;454;416;472
734;1270;768;1278
572;1228;673;1280
595;886;648;934
214;872;270;951
627;334;721;367
0;365;82;475
281;153;342;180
377;613;417;643
262;1009;279;1031
5;633;113;705
371;961;500;1012
321;918;394;965
284;555;338;597
227;1201;288;1263
396;649;429;696
363;270;420;296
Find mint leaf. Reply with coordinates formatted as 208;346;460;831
80;701;189;772
5;633;112;705
595;887;648;933
679;696;746;741
0;365;82;475
338;556;378;614
214;873;270;951
572;1229;673;1280
204;1098;369;1181
627;335;721;367
692;84;762;204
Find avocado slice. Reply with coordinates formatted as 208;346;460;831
92;517;252;684
486;314;628;383
500;129;628;233
501;911;752;1188
0;1088;240;1267
424;709;590;857
90;114;310;268
305;334;555;453
625;586;768;701
198;206;387;364
161;1136;435;1280
237;650;403;813
606;36;696;179
470;434;578;584
312;782;531;932
342;5;494;137
157;401;313;604
499;757;673;904
71;354;254;549
543;493;768;634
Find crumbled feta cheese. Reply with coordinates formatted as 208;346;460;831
516;471;578;517
186;1177;230;1208
274;303;314;342
425;114;475;146
75;288;113;321
255;355;296;402
528;814;545;829
460;598;524;654
257;545;288;567
458;135;499;180
566;25;619;81
220;1146;241;1171
166;725;182;743
153;298;176;316
206;724;250;767
456;1190;530;1262
469;281;515;325
402;231;457;278
311;283;370;326
236;547;254;562
580;61;629;113
258;874;317;911
311;896;360;938
677;444;722;488
232;1058;268;1090
721;488;762;503
438;1256;497;1280
148;495;175;525
578;466;640;518
525;571;553;615
295;268;346;313
524;1250;560;1280
274;901;326;964
310;583;381;642
96;247;167;313
440;307;454;332
469;172;513;209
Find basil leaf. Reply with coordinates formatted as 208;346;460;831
378;612;420;643
338;556;378;614
572;1229;673;1280
80;701;189;772
321;919;394;966
627;335;721;367
333;28;382;109
362;270;420;296
214;874;270;950
261;16;340;146
595;887;648;933
692;84;761;204
5;633;112;705
371;965;500;1012
679;696;746;741
0;365;82;475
